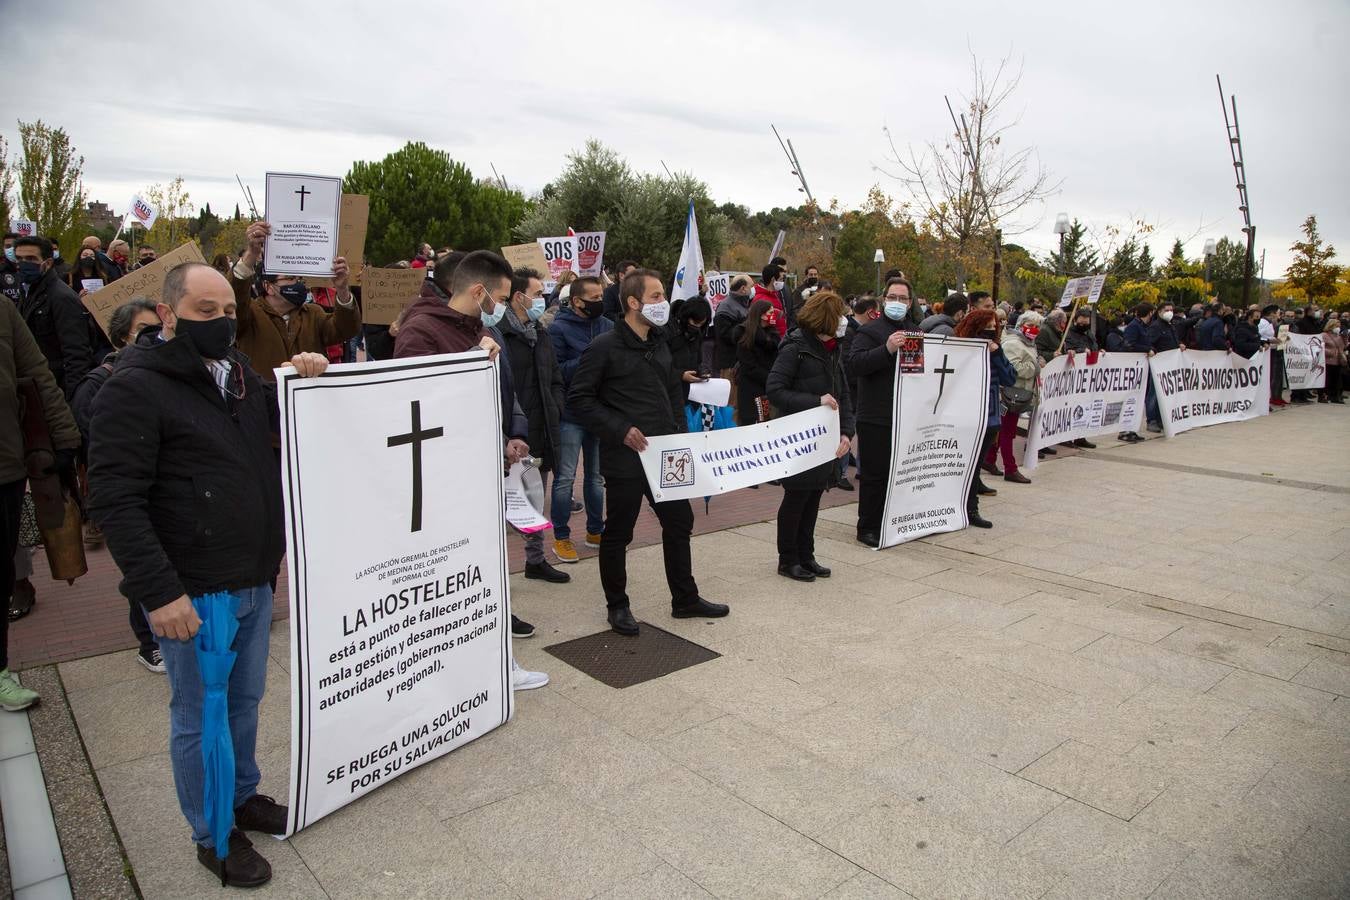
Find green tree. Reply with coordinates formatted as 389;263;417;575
140;177;195;250
515;140;630;238
1162;238;1198;280
0;135;14;230
1137;243;1155;281
1046;218;1100;275
1284;214;1339;303
16;119;86;247
1206;236;1249;305
343;142;525;265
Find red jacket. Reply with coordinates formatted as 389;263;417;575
393;282;484;357
753;284;787;337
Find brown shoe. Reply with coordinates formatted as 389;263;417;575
1004;471;1031;484
196;829;272;887
83;521;105;548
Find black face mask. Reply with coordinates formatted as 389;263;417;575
1073;323;1090;333
980;330;997;340
176;315;237;360
278;282;308;307
580;299;605;319
80;258;97;271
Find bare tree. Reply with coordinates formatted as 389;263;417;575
878;53;1058;253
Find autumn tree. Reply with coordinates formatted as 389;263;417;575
1284;214;1339;303
140;177;195;250
16;119;85;247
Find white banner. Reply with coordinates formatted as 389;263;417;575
1284;333;1326;390
672;200;704;302
276;352;513;836
574;231;606;277
1150;348;1270;438
1023;352;1148;470
878;336;989;549
638;406;839;502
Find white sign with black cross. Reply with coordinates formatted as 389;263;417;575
263;172;343;277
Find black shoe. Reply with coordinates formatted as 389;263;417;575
801;560;831;578
571;499;582;512
7;578;35;622
197;829;272;888
777;563;816;582
977;485;998;497
511;614;535;638
835;477;855;492
856;531;880;548
234;794;288;836
1043;446;1058;455
672;597;729;619
607;607;639;636
1073;438;1096;449
968;513;993;529
524;560;570;583
980;461;1003;477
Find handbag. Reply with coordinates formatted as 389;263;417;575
1000;385;1034;415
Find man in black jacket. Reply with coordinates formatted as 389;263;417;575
601;260;637;321
568;268;728;636
14;236;93;399
500;267;570;584
846;277;914;546
88;261;329;888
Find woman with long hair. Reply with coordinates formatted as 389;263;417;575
732;299;780;426
987;311;1041;484
954;308;1016;528
766;291;854;581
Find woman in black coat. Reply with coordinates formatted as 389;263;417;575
732;299;780;425
1231;308;1264;359
766;291;855;582
667;297;712;401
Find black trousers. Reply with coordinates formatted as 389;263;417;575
968;426;1000;513
599;477;699;610
1326;364;1344;402
776;488;823;567
856;421;893;537
1;479;26;671
1271;351;1285;401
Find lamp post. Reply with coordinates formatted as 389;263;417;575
874;248;885;294
1203;238;1217;289
1053;213;1070;275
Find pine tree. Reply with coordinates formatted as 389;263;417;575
1285;214;1339;302
1047;218;1101;275
1137;244;1155;280
233;203;242;221
1163;238;1192;279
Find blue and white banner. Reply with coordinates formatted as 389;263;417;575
672;200;705;302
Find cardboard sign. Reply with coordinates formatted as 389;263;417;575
10;218;37;238
574;231;606;277
898;333;926;374
500;242;550;275
361;266;427;326
82;242;205;337
536;236;578;284
263;172;342;277
308;194;369;286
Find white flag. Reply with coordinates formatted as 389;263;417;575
672;200;704;301
128;194;158;231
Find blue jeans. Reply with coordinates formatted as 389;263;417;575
1145;379;1161;427
551;421;603;540
157;584;273;849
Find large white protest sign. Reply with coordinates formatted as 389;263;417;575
638;406;839;502
878;336;989;549
1023;351;1148;469
574;231;606;277
1150;348;1269;438
9;218;36;238
264;172;342;277
1284;333;1326;390
536;236;578;287
276;352;512;836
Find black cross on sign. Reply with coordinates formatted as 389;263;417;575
294;184;311;211
387;400;444;532
932;354;956;414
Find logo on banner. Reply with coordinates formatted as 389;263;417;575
660;448;695;488
133;198;153;221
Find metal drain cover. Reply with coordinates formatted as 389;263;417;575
543;624;721;689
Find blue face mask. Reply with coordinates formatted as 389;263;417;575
884;300;908;321
526;297;547;321
4;247;15;263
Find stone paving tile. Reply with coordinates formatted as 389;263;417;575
985;643;1153;705
1292;656;1350;696
884;691;1065;775
591;863;714;899
1075;633;1233;691
1159;623;1315;680
820;871;917;899
1005;592;1179;642
1000;614;1104;652
1207;669;1337;725
1019;739;1165;820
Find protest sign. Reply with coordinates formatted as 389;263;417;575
361;266;426;326
80;278;104;293
128;194;158;231
877;336;989;549
501;242;550;276
504;461;550;534
263;172;342;277
308;194;369;286
276;351;512;836
81;242;205;337
898;333;926;375
1059;274;1107;307
9;218;37;238
1284;333;1326;390
1023;351;1148;469
704;271;730;310
574;231;606;277
536;236;578;286
638;406;839;502
1150;348;1269;438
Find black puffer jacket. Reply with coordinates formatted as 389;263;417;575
733;323;779;426
18;267;93;399
499;309;565;472
845;316;907;426
568;319;686;480
88;328;285;613
667;298;711;401
767;328;855;491
1231;319;1263;359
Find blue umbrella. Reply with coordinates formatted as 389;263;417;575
192;591;240;860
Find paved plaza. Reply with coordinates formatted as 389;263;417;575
10;403;1350;898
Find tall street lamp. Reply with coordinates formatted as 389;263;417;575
1204;238;1217;289
1053;213;1070;275
874;248;885;294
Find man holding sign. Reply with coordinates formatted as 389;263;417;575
229;222;361;382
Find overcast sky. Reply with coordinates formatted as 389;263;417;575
4;0;1347;275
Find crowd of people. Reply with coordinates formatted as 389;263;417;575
2;221;1345;886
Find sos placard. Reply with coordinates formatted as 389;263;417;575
705;271;730;310
574;231;606;277
537;236;578;285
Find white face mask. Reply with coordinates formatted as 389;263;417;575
640;299;670;327
773;280;785;291
1160;310;1174;322
835;316;849;339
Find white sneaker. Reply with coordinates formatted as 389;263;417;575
511;657;549;691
